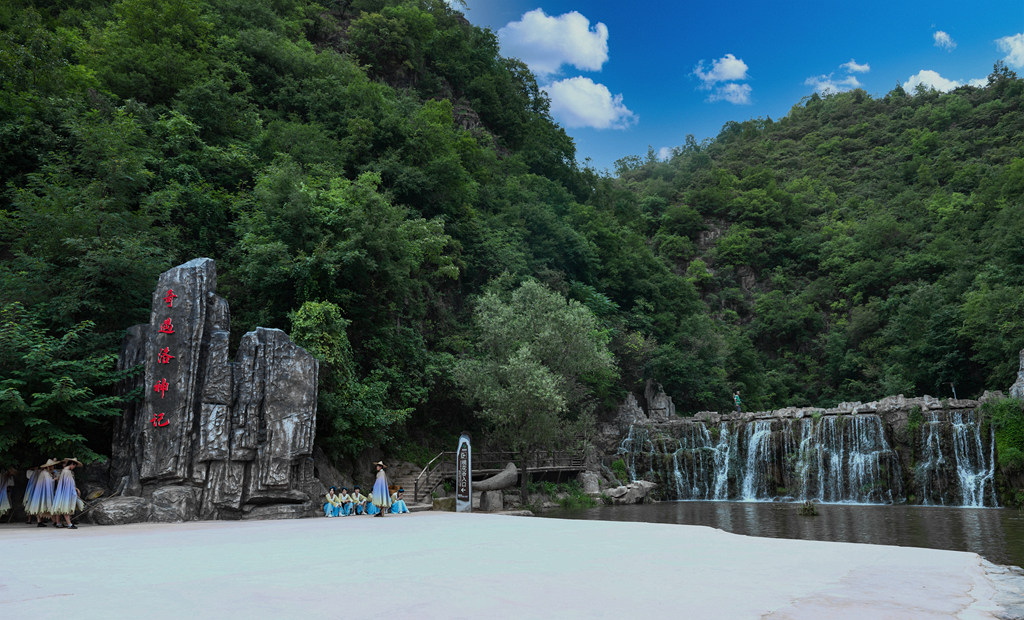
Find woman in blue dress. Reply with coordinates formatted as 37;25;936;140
390;488;409;514
323;487;340;517
26;459;58;527
0;467;14;519
51;458;84;529
370;462;391;517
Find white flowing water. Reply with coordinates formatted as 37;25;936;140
951;411;996;507
740;421;773;500
615;409;994;506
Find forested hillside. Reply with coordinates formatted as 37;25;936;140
2;0;1022;464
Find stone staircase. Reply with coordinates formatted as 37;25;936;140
388;466;432;512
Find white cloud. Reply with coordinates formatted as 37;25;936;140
997;33;1024;67
968;78;988;88
805;73;862;94
904;69;961;92
840;59;870;73
707;82;752;105
657;146;673;161
544;77;636;129
498;9;609;76
694;53;749;86
933;30;956;51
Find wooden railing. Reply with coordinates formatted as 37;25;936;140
412;449;585;503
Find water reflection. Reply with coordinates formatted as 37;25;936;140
542;502;1024;568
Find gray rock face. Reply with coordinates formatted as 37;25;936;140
91;497;152;525
480;490;504;512
150;486;200;523
112;258;320;523
603;481;657;505
645;380;676;420
1010;349;1024;399
577;471;600;495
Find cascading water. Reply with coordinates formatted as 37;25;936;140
614;407;996;506
950;411;997;507
740;421;773;500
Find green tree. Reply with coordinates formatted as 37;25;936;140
289;300;412;460
0;303;124;464
454;279;616;501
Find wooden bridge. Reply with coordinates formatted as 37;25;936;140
408;450;585;503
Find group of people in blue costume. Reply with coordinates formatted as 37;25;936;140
5;457;84;529
323;461;409;518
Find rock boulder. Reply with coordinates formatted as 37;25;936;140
91;497;152;525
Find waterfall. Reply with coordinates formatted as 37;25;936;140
740;421;773;500
950;411;997;507
614;408;994;506
916;413;947;505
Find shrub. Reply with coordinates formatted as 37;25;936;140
907;405;924;436
981;398;1024;473
610;458;629;483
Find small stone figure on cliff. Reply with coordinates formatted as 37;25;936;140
734;391;742;413
51;458;84;529
0;467;15;519
324;487;340;517
370;462;392;517
390;488;409;514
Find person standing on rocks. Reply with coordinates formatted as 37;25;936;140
370;462;391;517
734;391;742;413
51;458;84;529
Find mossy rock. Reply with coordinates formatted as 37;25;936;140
433;497;456;511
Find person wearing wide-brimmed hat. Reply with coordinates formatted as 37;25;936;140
26;458;59;526
370;462;392;517
51;458;84;529
0;466;15;518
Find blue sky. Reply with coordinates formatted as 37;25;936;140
458;0;1024;173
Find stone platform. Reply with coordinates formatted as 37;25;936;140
2;513;1020;619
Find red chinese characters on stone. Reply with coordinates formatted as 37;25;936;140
158;318;175;334
154;378;169;398
157;347;175;364
150;412;170;427
162;289;178;308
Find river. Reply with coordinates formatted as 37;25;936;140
541;501;1024;567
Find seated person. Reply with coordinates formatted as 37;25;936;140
338;487;353;516
323;487;340;517
350;486;366;515
390;488;409;514
365;495;379;515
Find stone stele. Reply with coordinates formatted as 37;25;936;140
104;258;320;523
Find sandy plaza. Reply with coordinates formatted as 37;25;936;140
2;511;1022;619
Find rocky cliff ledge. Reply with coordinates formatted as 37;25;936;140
96;258;321;524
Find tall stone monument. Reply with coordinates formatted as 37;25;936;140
102;258;321;523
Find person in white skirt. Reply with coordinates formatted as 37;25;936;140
51;458;84;529
0;467;15;519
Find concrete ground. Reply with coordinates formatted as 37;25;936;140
1;511;1021;619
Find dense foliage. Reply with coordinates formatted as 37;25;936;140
1;0;1022;466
